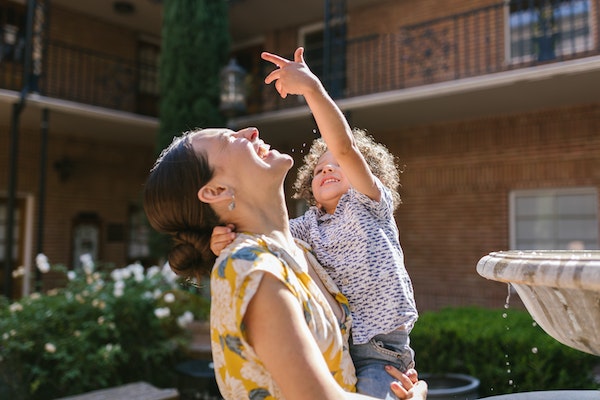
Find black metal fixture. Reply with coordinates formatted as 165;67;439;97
113;1;135;15
219;58;247;118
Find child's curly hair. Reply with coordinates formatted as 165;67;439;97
292;128;402;210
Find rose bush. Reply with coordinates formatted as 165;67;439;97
0;255;209;400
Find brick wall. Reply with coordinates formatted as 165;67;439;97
382;103;600;311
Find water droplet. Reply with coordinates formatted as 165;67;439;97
532;321;537;327
504;283;512;308
502;313;507;318
507;369;511;374
506;362;510;366
531;347;538;354
312;129;317;134
508;379;513;385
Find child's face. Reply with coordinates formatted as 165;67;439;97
311;151;350;213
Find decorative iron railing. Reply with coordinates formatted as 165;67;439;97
265;0;600;112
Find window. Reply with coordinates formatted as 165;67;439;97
510;187;598;250
0;198;25;298
508;0;592;62
136;38;160;116
299;20;346;98
0;0;26;63
127;205;150;263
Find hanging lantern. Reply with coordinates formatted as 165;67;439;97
220;58;247;117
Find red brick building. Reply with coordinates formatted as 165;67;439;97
1;0;599;313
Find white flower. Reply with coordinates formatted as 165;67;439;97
146;265;160;279
80;253;94;274
9;303;23;313
177;311;194;328
143;291;153;299
45;343;56;353
163;293;175;303
127;263;145;282
36;254;51;273
67;271;77;281
161;262;178;286
97;316;105;325
154;307;170;319
113;280;125;298
111;268;124;282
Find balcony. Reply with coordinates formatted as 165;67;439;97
0;38;158;117
1;1;598;123
258;1;600;114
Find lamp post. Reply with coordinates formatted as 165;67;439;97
219;58;247;119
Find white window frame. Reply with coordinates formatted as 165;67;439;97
509;187;599;250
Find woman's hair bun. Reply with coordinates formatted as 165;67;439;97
168;230;215;279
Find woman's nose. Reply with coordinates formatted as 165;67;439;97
237;127;259;141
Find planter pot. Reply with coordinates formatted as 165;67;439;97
421;373;480;400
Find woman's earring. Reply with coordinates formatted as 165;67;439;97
228;194;236;211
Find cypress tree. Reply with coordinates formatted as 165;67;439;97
151;0;230;261
158;0;230;152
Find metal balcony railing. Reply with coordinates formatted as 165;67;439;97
0;38;158;117
262;0;600;113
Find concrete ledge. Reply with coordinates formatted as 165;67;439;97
55;381;179;400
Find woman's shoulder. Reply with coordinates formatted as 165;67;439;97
214;233;286;280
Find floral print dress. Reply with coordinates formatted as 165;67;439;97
210;233;356;399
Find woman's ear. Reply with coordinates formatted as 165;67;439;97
198;184;231;205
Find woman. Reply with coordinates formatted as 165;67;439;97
143;51;427;400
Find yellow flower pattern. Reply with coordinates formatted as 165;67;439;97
210;233;356;399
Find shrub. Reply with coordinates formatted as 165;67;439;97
0;255;209;400
411;306;599;397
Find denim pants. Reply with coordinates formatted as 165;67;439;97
350;329;415;399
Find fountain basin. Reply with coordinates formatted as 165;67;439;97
477;250;600;356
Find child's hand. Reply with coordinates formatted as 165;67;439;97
262;47;322;99
210;224;236;256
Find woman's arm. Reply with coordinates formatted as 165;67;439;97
244;273;348;400
243;272;427;399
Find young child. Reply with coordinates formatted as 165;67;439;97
212;47;418;399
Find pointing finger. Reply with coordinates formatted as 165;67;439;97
261;51;289;68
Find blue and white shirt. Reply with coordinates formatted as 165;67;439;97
290;178;418;345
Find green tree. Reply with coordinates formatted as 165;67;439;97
158;0;230;152
152;0;231;260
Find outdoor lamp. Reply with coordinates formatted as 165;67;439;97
220;58;247;117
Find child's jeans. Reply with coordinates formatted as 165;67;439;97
350;329;415;399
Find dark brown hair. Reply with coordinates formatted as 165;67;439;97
143;131;220;280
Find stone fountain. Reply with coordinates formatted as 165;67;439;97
476;250;600;399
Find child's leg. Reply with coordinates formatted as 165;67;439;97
350;330;415;399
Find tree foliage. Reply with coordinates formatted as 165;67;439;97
158;0;231;152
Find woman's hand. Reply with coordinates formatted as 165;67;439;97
386;366;428;400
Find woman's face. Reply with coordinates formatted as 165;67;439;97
191;127;293;183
